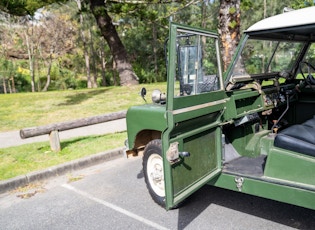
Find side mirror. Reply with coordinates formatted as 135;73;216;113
140;87;147;103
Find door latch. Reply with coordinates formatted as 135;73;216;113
166;142;190;164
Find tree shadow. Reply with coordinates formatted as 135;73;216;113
59;136;91;149
58;134;114;150
58;89;108;106
177;185;315;229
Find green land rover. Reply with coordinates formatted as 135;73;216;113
126;6;315;210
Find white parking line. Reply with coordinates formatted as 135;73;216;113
62;184;169;230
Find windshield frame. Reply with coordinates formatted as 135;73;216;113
225;34;308;87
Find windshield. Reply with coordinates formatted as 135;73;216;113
174;30;222;96
231;38;304;80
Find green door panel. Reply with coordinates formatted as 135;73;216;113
163;22;225;209
172;129;219;196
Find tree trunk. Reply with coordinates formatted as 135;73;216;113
112;59;117;86
90;0;138;86
42;53;53;91
201;0;207;28
11;76;16;93
8;77;12;93
89;28;98;88
218;0;241;71
76;0;92;88
152;23;158;75
3;76;7;94
264;0;267;18
84;48;92;88
24;30;36;92
99;47;107;86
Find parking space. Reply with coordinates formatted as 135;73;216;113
0;157;314;229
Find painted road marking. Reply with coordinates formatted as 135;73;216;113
62;184;169;230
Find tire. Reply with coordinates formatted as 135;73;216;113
142;139;165;207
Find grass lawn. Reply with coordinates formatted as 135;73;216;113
0;83;167;180
0;132;127;180
0;83;166;132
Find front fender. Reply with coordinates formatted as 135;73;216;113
126;104;167;152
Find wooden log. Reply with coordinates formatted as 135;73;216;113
20;110;127;139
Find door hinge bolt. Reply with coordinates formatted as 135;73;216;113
235;177;244;192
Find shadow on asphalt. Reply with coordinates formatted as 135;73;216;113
135;161;315;229
177;185;315;229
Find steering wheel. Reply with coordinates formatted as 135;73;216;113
299;61;315;85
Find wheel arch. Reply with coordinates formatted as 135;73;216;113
128;129;162;156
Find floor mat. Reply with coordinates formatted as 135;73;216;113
223;155;267;177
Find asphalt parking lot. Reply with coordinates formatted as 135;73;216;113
1;156;314;230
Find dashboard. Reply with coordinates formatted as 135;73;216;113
262;83;296;109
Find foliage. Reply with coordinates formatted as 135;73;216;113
241;0;315;29
0;0;313;93
291;0;314;9
0;0;67;16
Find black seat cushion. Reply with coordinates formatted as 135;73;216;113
302;116;315;128
274;124;315;157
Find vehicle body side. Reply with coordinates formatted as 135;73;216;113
126;6;315;210
126;104;166;155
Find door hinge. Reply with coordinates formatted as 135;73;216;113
235;177;244;192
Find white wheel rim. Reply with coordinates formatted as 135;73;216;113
147;153;165;197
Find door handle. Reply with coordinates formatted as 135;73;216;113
179;152;190;158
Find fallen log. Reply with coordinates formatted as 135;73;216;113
20;110;127;139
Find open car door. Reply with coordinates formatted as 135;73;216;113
163;23;227;209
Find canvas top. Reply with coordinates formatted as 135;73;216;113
246;6;315;33
244;6;315;41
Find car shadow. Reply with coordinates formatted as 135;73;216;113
177;185;315;229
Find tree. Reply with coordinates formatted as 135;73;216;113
0;59;16;93
89;0;139;86
38;12;76;91
0;0;68;92
218;0;241;71
0;0;67;16
23;22;37;92
2;0;307;91
1;0;139;86
76;0;95;88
